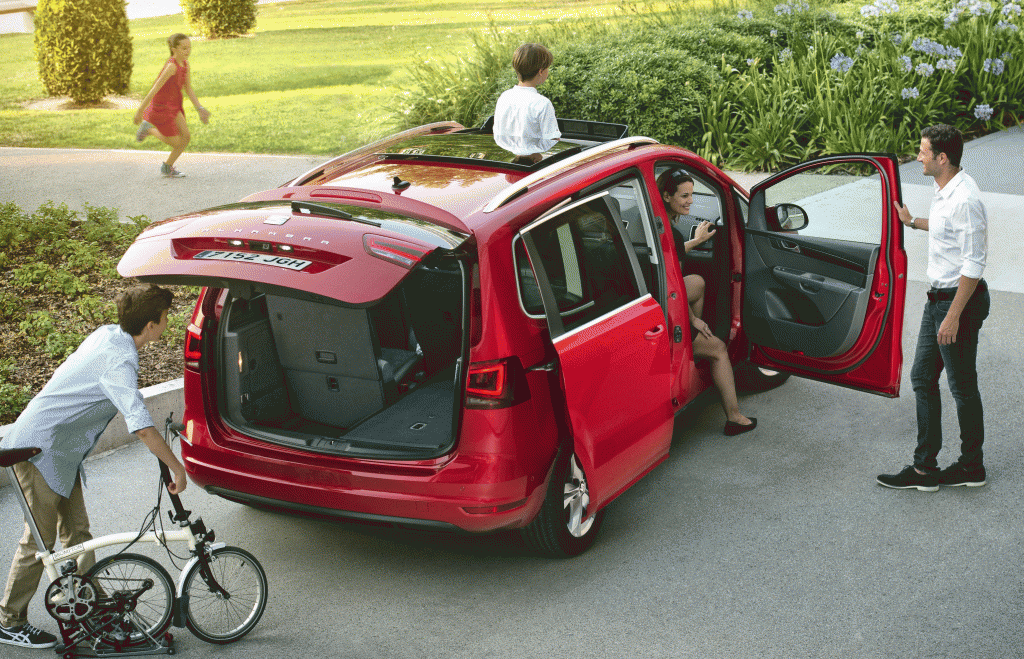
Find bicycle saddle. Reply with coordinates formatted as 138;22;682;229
0;447;41;468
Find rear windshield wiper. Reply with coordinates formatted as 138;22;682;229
291;200;381;227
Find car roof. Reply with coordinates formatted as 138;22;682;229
271;122;657;233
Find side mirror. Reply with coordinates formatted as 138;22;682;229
774;203;808;231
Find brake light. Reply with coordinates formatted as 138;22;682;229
467;362;505;397
184;306;205;371
465;358;523;409
363;234;429;269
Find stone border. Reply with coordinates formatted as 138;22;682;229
0;378;184;489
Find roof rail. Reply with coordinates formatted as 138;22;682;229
483;136;658;213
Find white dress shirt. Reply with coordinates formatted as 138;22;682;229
0;325;154;497
493;85;561;156
927;170;987;289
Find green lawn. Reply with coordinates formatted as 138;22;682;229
0;0;628;155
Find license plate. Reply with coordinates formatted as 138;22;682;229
192;250;312;271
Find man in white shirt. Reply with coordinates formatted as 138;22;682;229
493;43;561;160
878;124;990;492
0;284;187;649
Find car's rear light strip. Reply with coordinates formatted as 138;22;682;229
363;234;429;269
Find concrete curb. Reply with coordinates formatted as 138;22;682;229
0;378;184;489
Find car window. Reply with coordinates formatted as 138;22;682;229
516;194;644;334
763;164;883;243
606;178;663;301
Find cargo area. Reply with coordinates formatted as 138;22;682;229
214;260;466;458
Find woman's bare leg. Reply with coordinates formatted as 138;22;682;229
693;333;751;425
684;274;705;319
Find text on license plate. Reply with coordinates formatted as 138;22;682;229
192;250;311;271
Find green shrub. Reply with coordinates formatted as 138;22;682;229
546;39;720;148
0;291;24;322
34;0;132;104
183;0;259;39
0;361;32;421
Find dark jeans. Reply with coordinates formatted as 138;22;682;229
911;280;990;472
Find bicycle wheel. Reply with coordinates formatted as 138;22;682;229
84;553;175;643
182;546;268;644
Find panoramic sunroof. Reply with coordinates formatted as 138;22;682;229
380;133;580;169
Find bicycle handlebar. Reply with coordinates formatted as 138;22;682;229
161;413;191;522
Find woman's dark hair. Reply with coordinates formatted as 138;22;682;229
117;284;174;336
657;169;694;198
167;33;189;55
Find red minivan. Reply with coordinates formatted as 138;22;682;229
119;120;907;556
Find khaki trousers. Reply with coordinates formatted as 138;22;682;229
0;461;94;628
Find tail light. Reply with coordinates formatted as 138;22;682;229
465;357;526;409
183;305;205;371
363;234;429;269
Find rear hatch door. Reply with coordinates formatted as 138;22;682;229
118;200;470;303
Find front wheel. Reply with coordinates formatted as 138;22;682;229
519;448;605;558
181;547;268;644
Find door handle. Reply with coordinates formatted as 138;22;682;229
644;325;665;340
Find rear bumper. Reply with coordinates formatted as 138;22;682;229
180;439;551;534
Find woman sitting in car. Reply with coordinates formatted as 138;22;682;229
658;169;757;436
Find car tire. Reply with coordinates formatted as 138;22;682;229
519;447;605;558
735;361;791;392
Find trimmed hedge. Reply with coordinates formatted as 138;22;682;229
183;0;259;39
544;39;721;149
34;0;132;104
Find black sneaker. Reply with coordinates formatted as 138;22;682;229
877;465;939;492
937;463;987;487
0;622;58;648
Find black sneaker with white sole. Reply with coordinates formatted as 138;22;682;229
876;465;939;492
937;463;987;487
0;622;58;648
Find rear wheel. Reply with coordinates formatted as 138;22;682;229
84;554;174;645
182;547;268;644
520;448;605;558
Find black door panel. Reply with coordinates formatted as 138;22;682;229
745;231;879;359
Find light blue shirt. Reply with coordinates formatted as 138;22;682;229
0;325;154;497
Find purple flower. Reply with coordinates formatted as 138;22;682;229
901;87;920;99
830;52;855;72
900;55;913;71
738;9;754;19
915;62;935;76
983;58;1005;75
973;103;993;120
861;0;899;16
936;58;958;71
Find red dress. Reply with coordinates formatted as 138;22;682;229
143;57;188;137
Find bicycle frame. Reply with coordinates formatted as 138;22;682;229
3;417;228;606
2;414;267;654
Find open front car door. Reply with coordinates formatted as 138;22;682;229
743;154;907;396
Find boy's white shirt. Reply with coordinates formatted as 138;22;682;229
493;85;561;156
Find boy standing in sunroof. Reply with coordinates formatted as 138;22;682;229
493;43;561;161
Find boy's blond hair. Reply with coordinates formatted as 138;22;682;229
512;43;553;82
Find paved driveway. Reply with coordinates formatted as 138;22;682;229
1;279;1023;658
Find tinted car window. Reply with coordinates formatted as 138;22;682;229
517;195;643;334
